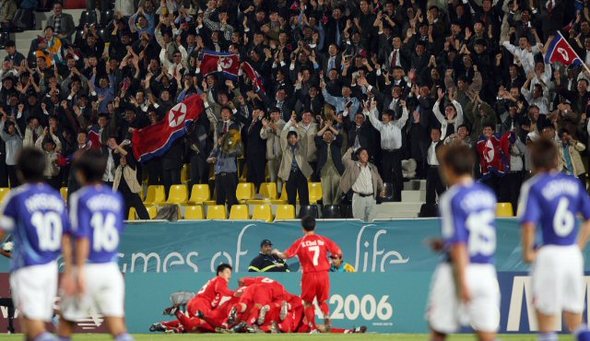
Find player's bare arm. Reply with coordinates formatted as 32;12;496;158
450;243;471;303
577;219;590;251
61;234;77;296
271;249;287;259
521;222;537;263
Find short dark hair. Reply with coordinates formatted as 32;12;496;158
301;215;316;231
74;149;107;183
287;130;298;139
530;138;558;171
17;147;46;183
216;263;232;275
439;143;475;177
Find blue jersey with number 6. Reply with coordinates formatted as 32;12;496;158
68;185;124;264
0;184;68;272
519;173;590;246
440;182;497;264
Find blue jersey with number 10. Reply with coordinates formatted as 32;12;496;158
440;182;497;264
0;184;68;272
68;185;124;264
519;173;590;246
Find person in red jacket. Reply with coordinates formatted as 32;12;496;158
476;123;515;200
272;216;342;333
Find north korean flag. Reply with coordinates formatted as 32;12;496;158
545;31;583;67
199;50;240;80
132;95;204;162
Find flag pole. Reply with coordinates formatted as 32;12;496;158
555;30;590;75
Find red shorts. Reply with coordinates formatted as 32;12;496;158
301;272;330;304
187;297;212;317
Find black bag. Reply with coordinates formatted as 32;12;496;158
12;8;35;31
419;203;439;218
79;10;98;28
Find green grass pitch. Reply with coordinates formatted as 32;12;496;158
0;334;574;340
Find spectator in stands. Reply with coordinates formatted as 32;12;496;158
248;239;289;273
329;254;355;272
208;127;242;209
365;97;408;202
37;136;60;189
46;2;75;43
186;113;211;188
113;148;150;220
284;111;317;178
279;127;312;207
3;41;24;66
425;127;444;205
340;147;384;222
0;114;22;187
243;108;266;192
315;119;343;206
558;128;586;183
260;108;285;194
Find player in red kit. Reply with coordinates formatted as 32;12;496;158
272;216;342;333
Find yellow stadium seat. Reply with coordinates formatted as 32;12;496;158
229;204;250;220
308;182;322;204
60;187;68;202
207;205;227;219
252;204;273;222
144;185;165;205
236;182;255;203
167;185;188;204
496;202;514;217
146;206;158;219
259;182;277;199
181;164;190;184
275;204;295;220
128;207;137;220
189;184;211;204
0;188;10;203
183;205;204;220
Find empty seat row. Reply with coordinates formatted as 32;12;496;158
127;204;296;221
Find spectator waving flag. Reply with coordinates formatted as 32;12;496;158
199;50;240;80
132;95;204;162
544;31;583;67
241;61;266;93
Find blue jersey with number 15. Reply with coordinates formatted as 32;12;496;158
519;173;590;246
0;184;68;272
67;185;124;264
440;182;497;264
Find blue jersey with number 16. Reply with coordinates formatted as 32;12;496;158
440;182;497;264
0;184;68;272
519;173;590;246
68;185;124;264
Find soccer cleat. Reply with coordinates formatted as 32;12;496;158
149;323;166;332
227;306;238;326
279;301;289;321
195;310;204;319
246;324;264;333
348;326;367;333
162;305;179;316
309;329;320;334
257;305;270;325
324;317;332;332
215;327;232;334
270;321;279;334
231;321;248;333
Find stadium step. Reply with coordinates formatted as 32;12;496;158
401;190;425;202
403;179;426;191
373;201;424;219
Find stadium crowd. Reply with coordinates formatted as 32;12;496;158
0;0;587;219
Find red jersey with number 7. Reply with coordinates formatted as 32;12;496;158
284;234;342;273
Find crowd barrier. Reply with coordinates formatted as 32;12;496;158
1;219;589;333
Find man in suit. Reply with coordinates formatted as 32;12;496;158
260;108;285;194
315;121;344;205
214;106;240;143
46;2;75;43
161;139;184;196
279;128;313;207
425;127;445;204
244;108;267;192
284;112;318;178
261;87;296;122
322;44;342;74
344;112;376;153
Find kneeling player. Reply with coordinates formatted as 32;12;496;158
519;138;590;341
58;150;133;341
426;144;500;341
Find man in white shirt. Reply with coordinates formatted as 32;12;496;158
425;128;445;204
502;35;542;76
365;98;408;202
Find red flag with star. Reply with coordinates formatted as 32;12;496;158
544;31;583;67
132;95;204;162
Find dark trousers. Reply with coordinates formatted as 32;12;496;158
123;192;150;220
162;168;181;196
504;171;523;215
0;161;7;187
426;166;445;204
215;172;238;207
381;149;402;201
6;165;18;188
189;153;209;188
246;155;266;192
46;176;61;190
0;297;14;333
144;159;162;186
286;169;309;206
480;173;509;203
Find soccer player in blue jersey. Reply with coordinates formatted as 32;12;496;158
0;147;68;341
58;150;133;341
426;143;500;341
519;138;590;341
